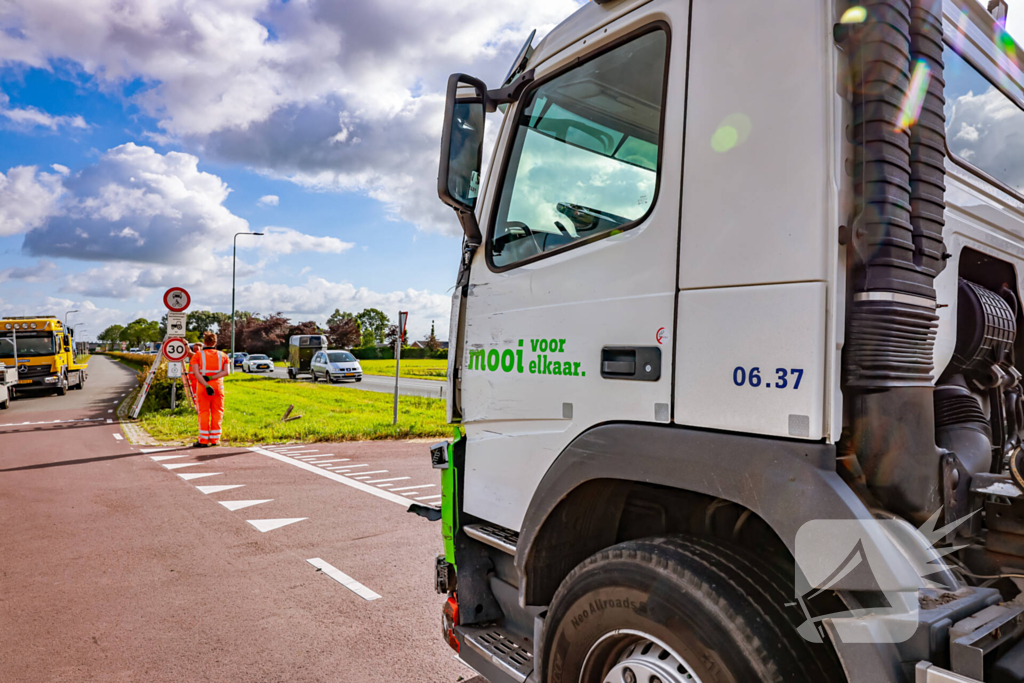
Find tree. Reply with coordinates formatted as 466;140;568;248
356;308;390;347
242;314;291;354
188;310;227;335
327;309;357;328
119;318;160;347
385;324;405;349
328;316;360;349
215;311;259;349
425;320;441;352
97;324;124;347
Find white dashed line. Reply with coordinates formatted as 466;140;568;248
113;434;124;441
332;464;368;471
309;459;348;465
353;471;388;477
107;409;113;413
251;447;423;507
417;494;442;501
179;472;222;481
307;558;381;601
392;484;435;492
366;477;410;484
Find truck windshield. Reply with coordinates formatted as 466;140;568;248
0;332;57;358
491;29;667;268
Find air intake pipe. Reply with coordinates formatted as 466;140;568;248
843;0;947;524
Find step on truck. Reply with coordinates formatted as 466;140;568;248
0;317;87;395
431;0;1024;681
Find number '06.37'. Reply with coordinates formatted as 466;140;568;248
733;367;803;389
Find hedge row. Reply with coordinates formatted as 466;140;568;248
350;347;447;360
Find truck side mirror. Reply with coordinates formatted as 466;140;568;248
438;73;488;245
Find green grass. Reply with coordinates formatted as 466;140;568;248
359;359;447;381
138;373;449;444
76;354;92;365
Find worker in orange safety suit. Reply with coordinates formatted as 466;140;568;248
186;343;202;404
190;332;230;448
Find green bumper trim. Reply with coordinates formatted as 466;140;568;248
441;426;461;569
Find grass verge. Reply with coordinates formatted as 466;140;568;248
138;373;449;444
359;358;446;381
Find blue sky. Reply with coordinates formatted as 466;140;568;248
0;0;582;342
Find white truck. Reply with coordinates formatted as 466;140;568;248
0;362;15;409
431;0;1024;681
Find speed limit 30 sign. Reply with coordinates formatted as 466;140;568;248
162;338;190;362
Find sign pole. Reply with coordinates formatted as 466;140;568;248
392;311;408;426
171;379;177;411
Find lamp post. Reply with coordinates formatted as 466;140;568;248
231;232;264;364
65;310;78;328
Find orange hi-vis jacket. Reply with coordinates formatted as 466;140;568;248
191;347;229;393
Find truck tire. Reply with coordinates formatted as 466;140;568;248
288;368;295;380
541;536;844;683
0;395;8;409
56;373;68;396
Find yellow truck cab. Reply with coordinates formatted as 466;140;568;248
0;316;87;395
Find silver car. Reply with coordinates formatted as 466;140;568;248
310;350;363;383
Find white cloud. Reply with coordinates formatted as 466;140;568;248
0;92;87;130
50;163;69;175
947;84;1024;192
0;259;59;283
241;226;354;256
0;165;64;236
257;194;279;207
0;0;585;234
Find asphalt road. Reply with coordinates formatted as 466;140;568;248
0;356;482;683
259;365;448;399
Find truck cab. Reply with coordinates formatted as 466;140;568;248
434;1;1024;681
0;317;87;395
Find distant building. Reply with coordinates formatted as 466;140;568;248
410;340;449;350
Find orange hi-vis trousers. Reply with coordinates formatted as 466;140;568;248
197;386;224;445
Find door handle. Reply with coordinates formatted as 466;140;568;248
601;347;661;381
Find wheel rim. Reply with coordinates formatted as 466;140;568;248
582;630;703;683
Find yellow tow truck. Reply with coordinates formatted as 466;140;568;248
0;316;87;396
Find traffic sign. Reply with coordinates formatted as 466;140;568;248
166;312;187;336
167;362;183;378
162;337;190;362
163;287;191;312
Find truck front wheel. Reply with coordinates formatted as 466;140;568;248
541;536;844;683
56;373;68;396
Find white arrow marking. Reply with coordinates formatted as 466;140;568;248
247;518;307;533
219;499;273;511
196;484;245;495
178;472;222;481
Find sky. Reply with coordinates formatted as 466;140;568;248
2;0;1023;344
0;0;582;342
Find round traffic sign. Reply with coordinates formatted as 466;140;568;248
162;337;190;362
163;287;191;312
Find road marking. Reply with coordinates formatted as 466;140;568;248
151;455;186;462
367;477;410;484
179;472;222;481
164;462;201;470
247;518;307;533
141;448;176;454
107;409;113;413
219;499;272;511
353;470;388;477
281;450;319;455
0;418;102;427
251;447;424;507
106;419;113;424
417;494;442;501
306;558;381;601
113;434;124;441
331;463;368;470
377;484;394;488
196;484;245;495
309;459;348;465
392;484;435;492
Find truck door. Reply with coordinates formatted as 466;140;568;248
460;3;686;531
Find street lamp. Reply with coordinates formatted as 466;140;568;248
65;310;78;328
231;232;265;364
